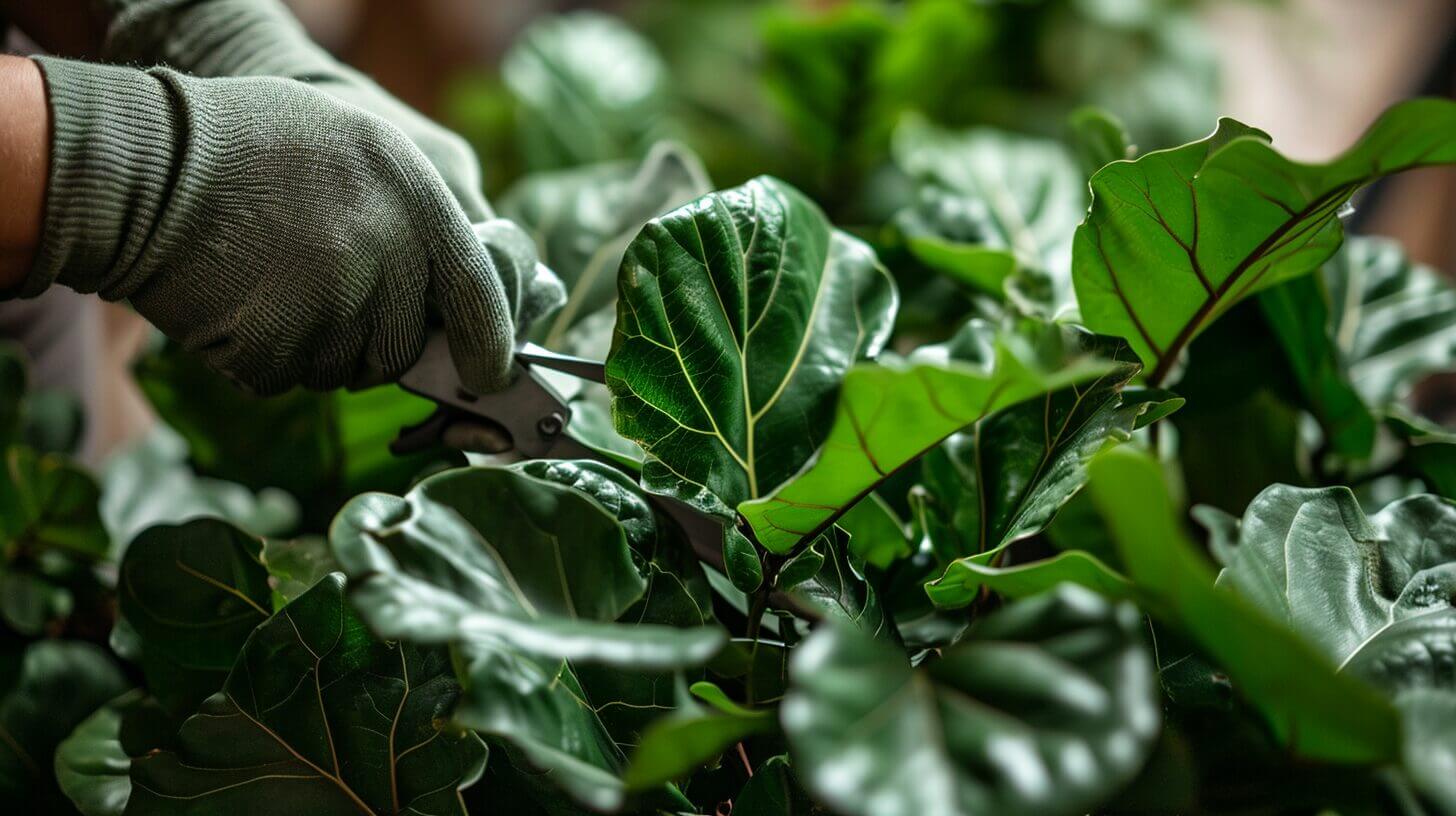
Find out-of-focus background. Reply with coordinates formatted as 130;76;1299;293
13;0;1456;460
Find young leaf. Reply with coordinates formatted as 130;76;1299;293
1087;448;1400;762
740;320;1118;554
128;575;487;816
501;142;713;348
1073;98;1456;385
782;586;1159;816
607;176;897;517
786;527;889;638
1203;486;1456;671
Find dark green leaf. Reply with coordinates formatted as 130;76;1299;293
1087;448;1400;762
1073;99;1456;385
741;320;1117;554
782;586;1159;816
723;527;763;594
117;519;271;716
128;575;486;816
734;754;813;815
787;528;889;637
607;175;898;517
1206;486;1456;672
917;330;1140;568
0;641;127;812
502;11;670;171
330;467;725;811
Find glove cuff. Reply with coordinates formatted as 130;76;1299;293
29;56;180;299
104;0;339;80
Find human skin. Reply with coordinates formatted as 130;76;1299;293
0;54;48;291
0;1;108;289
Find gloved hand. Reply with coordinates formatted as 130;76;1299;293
26;57;518;395
99;0;494;222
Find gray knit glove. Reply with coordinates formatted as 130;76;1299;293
100;0;494;222
27;57;519;395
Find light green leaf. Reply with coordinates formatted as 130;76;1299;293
837;493;910;569
782;586;1159;816
128;575;487;816
741;320;1118;554
1087;448;1400;762
927;550;1136;609
607;175;897;516
502;11;670;171
502;142;712;348
893;118;1086;312
623;686;772;791
1073;99;1456;385
54;693;133;816
0;641;127;810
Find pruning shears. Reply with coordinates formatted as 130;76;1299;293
389;333;727;561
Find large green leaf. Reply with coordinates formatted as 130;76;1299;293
1200;486;1456;668
501;142;712;348
782;586;1159;816
892;117;1085;312
1073;98;1456;384
128;575;487;816
0;641;127;813
116;519;273;716
330;467;725;811
916;330;1141;569
607;176;897;516
502;11;670;171
1087;448;1400;762
740;320;1118;554
55;692;178;816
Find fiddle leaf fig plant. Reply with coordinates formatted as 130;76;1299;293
25;9;1456;812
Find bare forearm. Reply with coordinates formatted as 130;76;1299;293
0;0;108;58
0;55;49;292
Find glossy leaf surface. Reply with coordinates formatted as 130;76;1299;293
1088;448;1399;762
128;575;487;816
741;321;1117;553
1073;99;1456;384
608;176;898;517
782;586;1158;816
